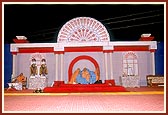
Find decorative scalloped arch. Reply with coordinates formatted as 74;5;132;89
57;17;110;42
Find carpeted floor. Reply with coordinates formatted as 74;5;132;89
3;86;165;113
3;94;164;113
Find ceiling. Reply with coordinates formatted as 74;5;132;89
3;3;165;43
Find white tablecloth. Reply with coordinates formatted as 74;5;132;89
28;76;48;89
8;83;22;90
120;75;140;88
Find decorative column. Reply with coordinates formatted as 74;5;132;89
55;45;64;81
12;53;17;81
55;53;59;81
60;53;64;81
104;52;108;80
151;51;155;75
149;41;157;75
103;45;113;80
109;52;113;79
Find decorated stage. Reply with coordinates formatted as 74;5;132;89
9;17;158;94
43;80;128;93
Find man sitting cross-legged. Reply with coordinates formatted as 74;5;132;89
69;67;100;84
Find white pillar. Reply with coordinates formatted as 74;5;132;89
55;54;58;81
60;53;64;81
109;52;113;79
12;54;16;80
151;52;155;75
104;52;108;80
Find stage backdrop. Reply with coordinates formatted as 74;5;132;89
3;42;164;88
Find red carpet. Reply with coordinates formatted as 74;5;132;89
43;80;128;93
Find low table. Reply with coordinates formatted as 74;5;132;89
120;75;140;88
28;76;48;89
146;75;164;87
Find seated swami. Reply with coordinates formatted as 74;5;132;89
69;67;98;84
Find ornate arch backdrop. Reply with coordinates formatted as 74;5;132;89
57;17;110;42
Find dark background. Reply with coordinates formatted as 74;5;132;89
4;3;164;43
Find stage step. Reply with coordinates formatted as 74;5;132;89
43;80;127;93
